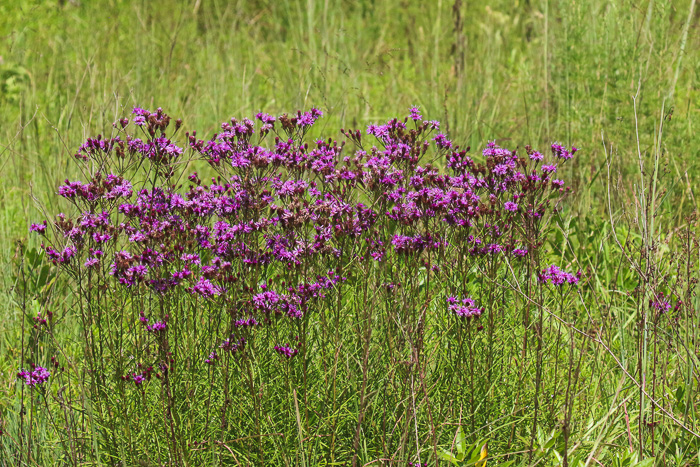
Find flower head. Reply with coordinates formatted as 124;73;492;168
409;106;422;121
447;296;483;319
18;366;50;387
539;265;581;286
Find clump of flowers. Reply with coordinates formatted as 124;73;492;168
30;104;579;357
447;296;483;319
17;366;50;387
274;343;300;359
24;104;579;463
538;265;582;286
650;292;672;314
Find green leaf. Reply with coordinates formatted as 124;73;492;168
438;449;459;464
456;426;466;456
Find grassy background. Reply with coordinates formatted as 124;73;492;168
1;0;699;464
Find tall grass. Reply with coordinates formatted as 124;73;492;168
1;0;699;465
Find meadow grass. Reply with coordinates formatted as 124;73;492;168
1;0;700;465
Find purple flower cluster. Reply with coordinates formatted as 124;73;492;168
30;221;47;234
650;293;671;314
142;314;168;333
392;233;445;255
234;317;259;328
205;351;220;365
18;366;50;387
274;343;300;359
447;296;483;319
409;106;422;121
551;142;578;160
32;106;578;366
538;265;581;286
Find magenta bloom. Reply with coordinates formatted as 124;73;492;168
539;265;581;286
147;321;167;333
296;108;323;127
433;134;453;150
551;143;578;160
650;293;671;314
409;106;422;121
274;343;300;359
84;257;100;268
18;366;50;387
205;351;219;365
132;374;145;385
447;296;483;319
30;221;47;234
512;248;528;258
504;201;518;212
190;277;223;298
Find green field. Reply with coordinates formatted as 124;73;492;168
1;0;700;465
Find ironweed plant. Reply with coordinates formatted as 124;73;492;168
15;106;582;465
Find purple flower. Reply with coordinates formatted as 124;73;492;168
252;290;281;313
296;108;323;128
30;221;47;234
392;233;444;255
493;164;511;176
504;201;518;212
539;265;581;286
486;243;504;255
190;277;223;298
274;343;300;359
483;141;513;158
255;112;276;124
45;245;76;265
147;321;168;333
234;317;259;328
105;178;133;200
512;248;528;258
192;277;222;298
205;351;219;365
34;311;49;326
132;374;145;385
551;143;578;160
92;232;112;243
529;151;544;161
58;180;85;198
119;265;147;287
18;366;50;387
36;105;583;412
650;293;671;314
433;134;453;150
447;296;483;319
409;106;422;121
